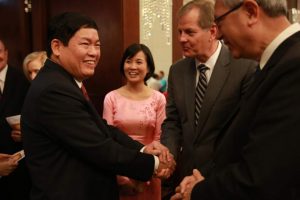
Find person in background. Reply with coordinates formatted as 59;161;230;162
160;0;257;199
158;70;167;93
172;0;300;199
147;73;161;91
0;39;31;200
23;51;47;81
21;12;175;200
103;43;167;200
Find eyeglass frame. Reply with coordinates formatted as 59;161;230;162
214;2;243;25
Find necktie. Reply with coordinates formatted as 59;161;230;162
81;84;90;101
195;64;208;126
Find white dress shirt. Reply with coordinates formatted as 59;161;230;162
195;40;222;85
0;64;8;93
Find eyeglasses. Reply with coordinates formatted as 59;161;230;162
214;2;243;25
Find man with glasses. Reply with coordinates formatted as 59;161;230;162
171;0;300;199
160;0;256;199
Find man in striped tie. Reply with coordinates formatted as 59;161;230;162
160;0;257;199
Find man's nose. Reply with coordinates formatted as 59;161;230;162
178;33;187;42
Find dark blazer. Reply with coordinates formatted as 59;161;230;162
0;65;30;200
21;59;155;200
191;32;300;200
161;45;257;180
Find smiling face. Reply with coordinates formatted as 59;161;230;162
124;51;148;84
51;28;101;81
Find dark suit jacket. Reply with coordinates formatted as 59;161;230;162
191;32;300;200
0;65;30;200
161;45;257;181
21;59;155;200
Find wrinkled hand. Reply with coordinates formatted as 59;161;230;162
11;124;22;142
0;153;19;176
171;169;205;200
155;153;176;179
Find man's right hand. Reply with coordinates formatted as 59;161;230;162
155;153;176;179
0;153;19;176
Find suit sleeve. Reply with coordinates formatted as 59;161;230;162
37;84;154;181
160;65;182;160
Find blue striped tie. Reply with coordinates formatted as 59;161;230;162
195;64;208;126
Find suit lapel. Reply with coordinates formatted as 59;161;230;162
193;46;231;143
184;59;197;132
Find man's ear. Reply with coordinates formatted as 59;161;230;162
209;24;218;41
51;39;62;57
243;0;260;26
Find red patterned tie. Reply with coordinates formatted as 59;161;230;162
81;84;90;101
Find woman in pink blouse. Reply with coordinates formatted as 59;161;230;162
103;43;166;200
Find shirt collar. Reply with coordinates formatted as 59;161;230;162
260;23;300;69
195;40;222;71
74;79;82;88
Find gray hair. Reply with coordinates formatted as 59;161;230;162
220;0;287;17
178;0;215;29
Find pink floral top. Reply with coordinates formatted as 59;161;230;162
102;89;166;200
103;90;166;145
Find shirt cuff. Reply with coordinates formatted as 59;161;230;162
140;146;159;172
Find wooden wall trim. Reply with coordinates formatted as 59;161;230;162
123;0;139;50
172;0;183;63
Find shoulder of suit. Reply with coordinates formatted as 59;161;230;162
171;57;194;70
7;65;29;84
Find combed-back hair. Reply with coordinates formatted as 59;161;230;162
178;0;215;29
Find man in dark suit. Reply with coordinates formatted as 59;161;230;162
172;0;300;199
21;12;175;200
0;39;31;200
160;0;256;198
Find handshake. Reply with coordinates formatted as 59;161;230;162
144;141;176;179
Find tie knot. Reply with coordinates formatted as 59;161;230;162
198;64;208;72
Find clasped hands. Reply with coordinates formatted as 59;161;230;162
144;141;176;179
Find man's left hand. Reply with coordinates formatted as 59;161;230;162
171;169;205;200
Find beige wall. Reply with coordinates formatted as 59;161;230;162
140;0;173;77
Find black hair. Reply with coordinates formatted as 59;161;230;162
119;43;155;83
46;12;99;57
